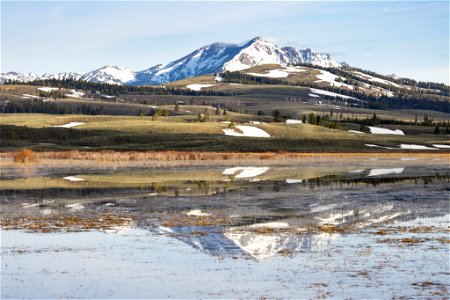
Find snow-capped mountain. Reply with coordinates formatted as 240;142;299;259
135;37;340;85
1;37;341;85
0;71;82;83
79;66;136;85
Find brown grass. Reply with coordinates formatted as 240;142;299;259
1;213;133;232
409;226;436;233
377;237;427;244
13;148;37;163
372;229;389;235
437;238;450;244
6;150;448;163
160;213;231;227
278;249;294;258
316;225;352;234
411;281;444;287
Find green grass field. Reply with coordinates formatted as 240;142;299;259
0;114;448;152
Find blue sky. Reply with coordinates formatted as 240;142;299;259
2;1;449;83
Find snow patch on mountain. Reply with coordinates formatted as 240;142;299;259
315;70;353;90
353;71;401;88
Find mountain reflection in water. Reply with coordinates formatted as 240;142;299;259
1;163;448;260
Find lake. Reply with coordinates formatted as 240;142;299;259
1;156;449;298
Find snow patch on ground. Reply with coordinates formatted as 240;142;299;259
365;144;385;148
65;89;85;98
399;144;437;150
309;88;356;100
22;94;37;98
37;87;59;92
348;130;365;134
54;122;85;128
286;179;302;184
186;84;214;91
223;125;270;138
368;168;404;177
286;119;302;124
432;144;450;149
223;167;270;178
63;176;84;182
349;169;365;173
368;126;404;135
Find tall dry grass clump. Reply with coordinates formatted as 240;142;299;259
13;148;37;163
9;150;440;164
19;150;298;162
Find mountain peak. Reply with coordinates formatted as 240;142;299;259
80;65;135;85
250;36;265;42
245;36;274;46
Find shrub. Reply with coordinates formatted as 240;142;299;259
13;148;37;163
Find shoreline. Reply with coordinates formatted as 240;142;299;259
1;150;448;165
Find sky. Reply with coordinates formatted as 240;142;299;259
2;1;449;83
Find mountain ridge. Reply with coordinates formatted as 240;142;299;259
1;37;340;86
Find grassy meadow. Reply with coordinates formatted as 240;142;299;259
0;113;448;153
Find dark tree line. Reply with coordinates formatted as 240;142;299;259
4;79;236;97
1;100;103;115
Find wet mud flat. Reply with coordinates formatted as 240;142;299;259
1;158;449;298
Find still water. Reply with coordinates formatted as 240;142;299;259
1;158;449;298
